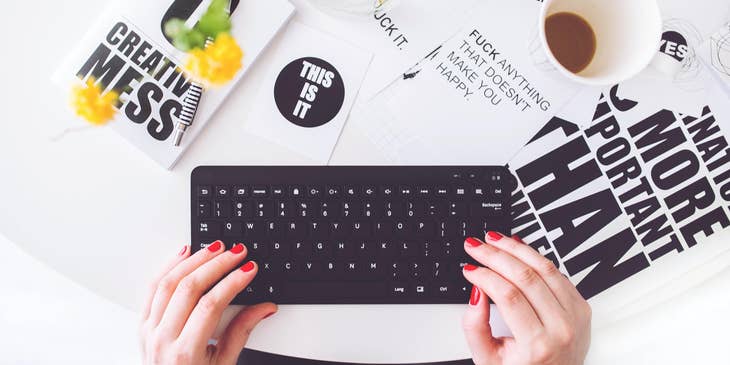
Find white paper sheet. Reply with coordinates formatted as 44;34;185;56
351;0;581;165
289;0;479;103
244;22;372;163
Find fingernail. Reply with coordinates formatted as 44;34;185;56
464;264;478;271
465;237;482;247
207;240;222;252
263;311;276;319
469;285;480;306
486;231;503;241
230;243;245;254
178;245;188;256
241;261;255;272
511;235;524;243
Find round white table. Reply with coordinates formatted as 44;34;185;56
3;1;730;364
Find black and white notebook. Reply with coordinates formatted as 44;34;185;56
53;0;295;169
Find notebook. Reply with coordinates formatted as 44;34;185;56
53;0;295;169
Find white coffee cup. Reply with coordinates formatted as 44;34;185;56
539;0;663;85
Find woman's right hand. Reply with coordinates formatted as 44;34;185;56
139;241;277;365
461;232;592;365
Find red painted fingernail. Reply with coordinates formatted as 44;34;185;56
464;264;478;271
486;231;503;241
178;245;188;256
465;237;482;247
469;285;480;306
241;261;255;272
263;311;276;319
230;243;245;254
207;240;222;252
511;235;524;243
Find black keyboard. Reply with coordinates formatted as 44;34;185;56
191;166;510;304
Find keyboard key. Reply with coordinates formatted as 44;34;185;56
214;201;230;218
198;185;212;198
334;241;355;259
197;201;211;217
271;186;285;196
293;241;312;258
198;221;221;236
363;186;376;197
233;200;251;218
252;186;269;197
234;186;248;197
326;186;341;197
307;186;322;197
215;186;230;198
289;186;303;197
223;221;242;237
248;241;269;258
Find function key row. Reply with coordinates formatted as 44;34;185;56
198;185;503;199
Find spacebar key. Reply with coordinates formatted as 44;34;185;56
282;282;386;301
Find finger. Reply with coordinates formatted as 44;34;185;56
179;260;258;349
158;243;248;338
463;264;542;340
146;240;226;328
215;302;277;365
462;285;501;365
488;232;585;309
142;245;190;322
465;236;565;325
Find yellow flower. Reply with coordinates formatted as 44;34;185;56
70;78;118;125
184;33;244;87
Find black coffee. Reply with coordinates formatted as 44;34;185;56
545;12;596;74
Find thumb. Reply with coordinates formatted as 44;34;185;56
215;302;277;365
462;285;500;365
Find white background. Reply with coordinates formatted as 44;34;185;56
2;0;730;364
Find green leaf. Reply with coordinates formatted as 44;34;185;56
163;19;188;39
196;0;231;38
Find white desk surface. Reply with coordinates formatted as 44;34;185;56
2;0;730;364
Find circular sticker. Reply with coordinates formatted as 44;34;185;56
273;57;345;128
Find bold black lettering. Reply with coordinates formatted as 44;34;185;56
606;157;641;190
696;136;728;165
707;148;730;172
110;67;144;108
517;137;602;210
647;233;683;261
609;84;638;112
528;116;580;144
665;177;715;223
680;207;730;247
651;149;699;190
106;22;127;46
636;214;674;248
540;189;622;257
148;99;181;141
628;109;686;163
585;115;619;139
618;176;654;204
686;114;719;144
591;94;610;121
565;228;649;299
124;82;162;124
76;43;125;89
139;51;164;76
171;71;192;98
130;41;153;66
596;137;631;166
624;195;661;226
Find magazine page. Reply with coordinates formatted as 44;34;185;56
53;0;295;168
